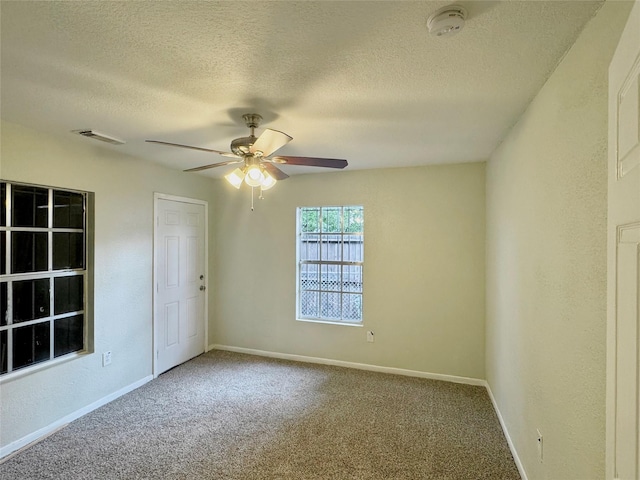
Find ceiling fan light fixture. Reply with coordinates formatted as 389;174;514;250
225;168;245;189
260;171;277;191
244;165;265;187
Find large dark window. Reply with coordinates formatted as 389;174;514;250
0;181;88;377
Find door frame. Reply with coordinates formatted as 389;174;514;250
152;192;209;378
606;1;640;478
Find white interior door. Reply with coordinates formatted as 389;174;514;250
607;2;640;479
154;195;207;376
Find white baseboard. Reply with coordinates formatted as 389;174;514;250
485;382;528;480
210;344;486;386
0;375;153;460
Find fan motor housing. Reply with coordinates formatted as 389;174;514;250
230;136;256;156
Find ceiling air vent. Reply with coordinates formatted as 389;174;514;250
73;129;125;145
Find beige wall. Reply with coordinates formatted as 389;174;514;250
485;2;634;479
0;121;216;449
211;162;486;379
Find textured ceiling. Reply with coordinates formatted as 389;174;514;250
1;1;604;177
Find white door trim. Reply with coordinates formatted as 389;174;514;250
153;192;209;378
606;2;640;478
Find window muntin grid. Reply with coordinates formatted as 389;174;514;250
297;206;363;324
0;181;87;377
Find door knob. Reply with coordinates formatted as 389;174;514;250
200;285;206;291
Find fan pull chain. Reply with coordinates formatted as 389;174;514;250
251;187;255;211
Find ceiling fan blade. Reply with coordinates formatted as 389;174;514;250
271;156;348;169
262;162;289;180
184;159;243;172
250;129;292;157
146;140;237;157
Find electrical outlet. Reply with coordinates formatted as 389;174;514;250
537;429;543;462
102;351;112;366
366;331;374;343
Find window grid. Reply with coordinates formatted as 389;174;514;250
297;206;363;324
0;181;87;376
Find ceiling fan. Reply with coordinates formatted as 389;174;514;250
146;113;348;192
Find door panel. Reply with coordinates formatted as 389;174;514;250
166;236;179;287
616;231;640;478
165;302;179;346
155;198;206;375
615;226;640;479
616;54;639;176
187;236;198;284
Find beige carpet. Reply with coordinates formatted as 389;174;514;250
0;350;520;479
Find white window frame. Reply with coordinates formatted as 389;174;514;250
296;205;364;325
0;180;92;381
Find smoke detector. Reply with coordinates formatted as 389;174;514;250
427;5;467;37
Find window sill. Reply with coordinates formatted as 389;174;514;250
296;318;363;327
0;350;87;384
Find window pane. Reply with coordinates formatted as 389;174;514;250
343;265;363;293
321;264;341;292
321;234;341;261
0;282;6;326
1;182;6;226
53;232;84;270
344;207;363;233
54;276;83;314
343;235;363;262
321;207;341;233
341;293;362;321
0;331;7;374
320;292;341;319
13;278;50;323
300;263;319;291
53;191;84;229
54;314;84;357
300;234;319;261
301;208;320;233
13;322;50;370
300;291;318;317
1;232;6;275
12;185;48;227
12;232;48;273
